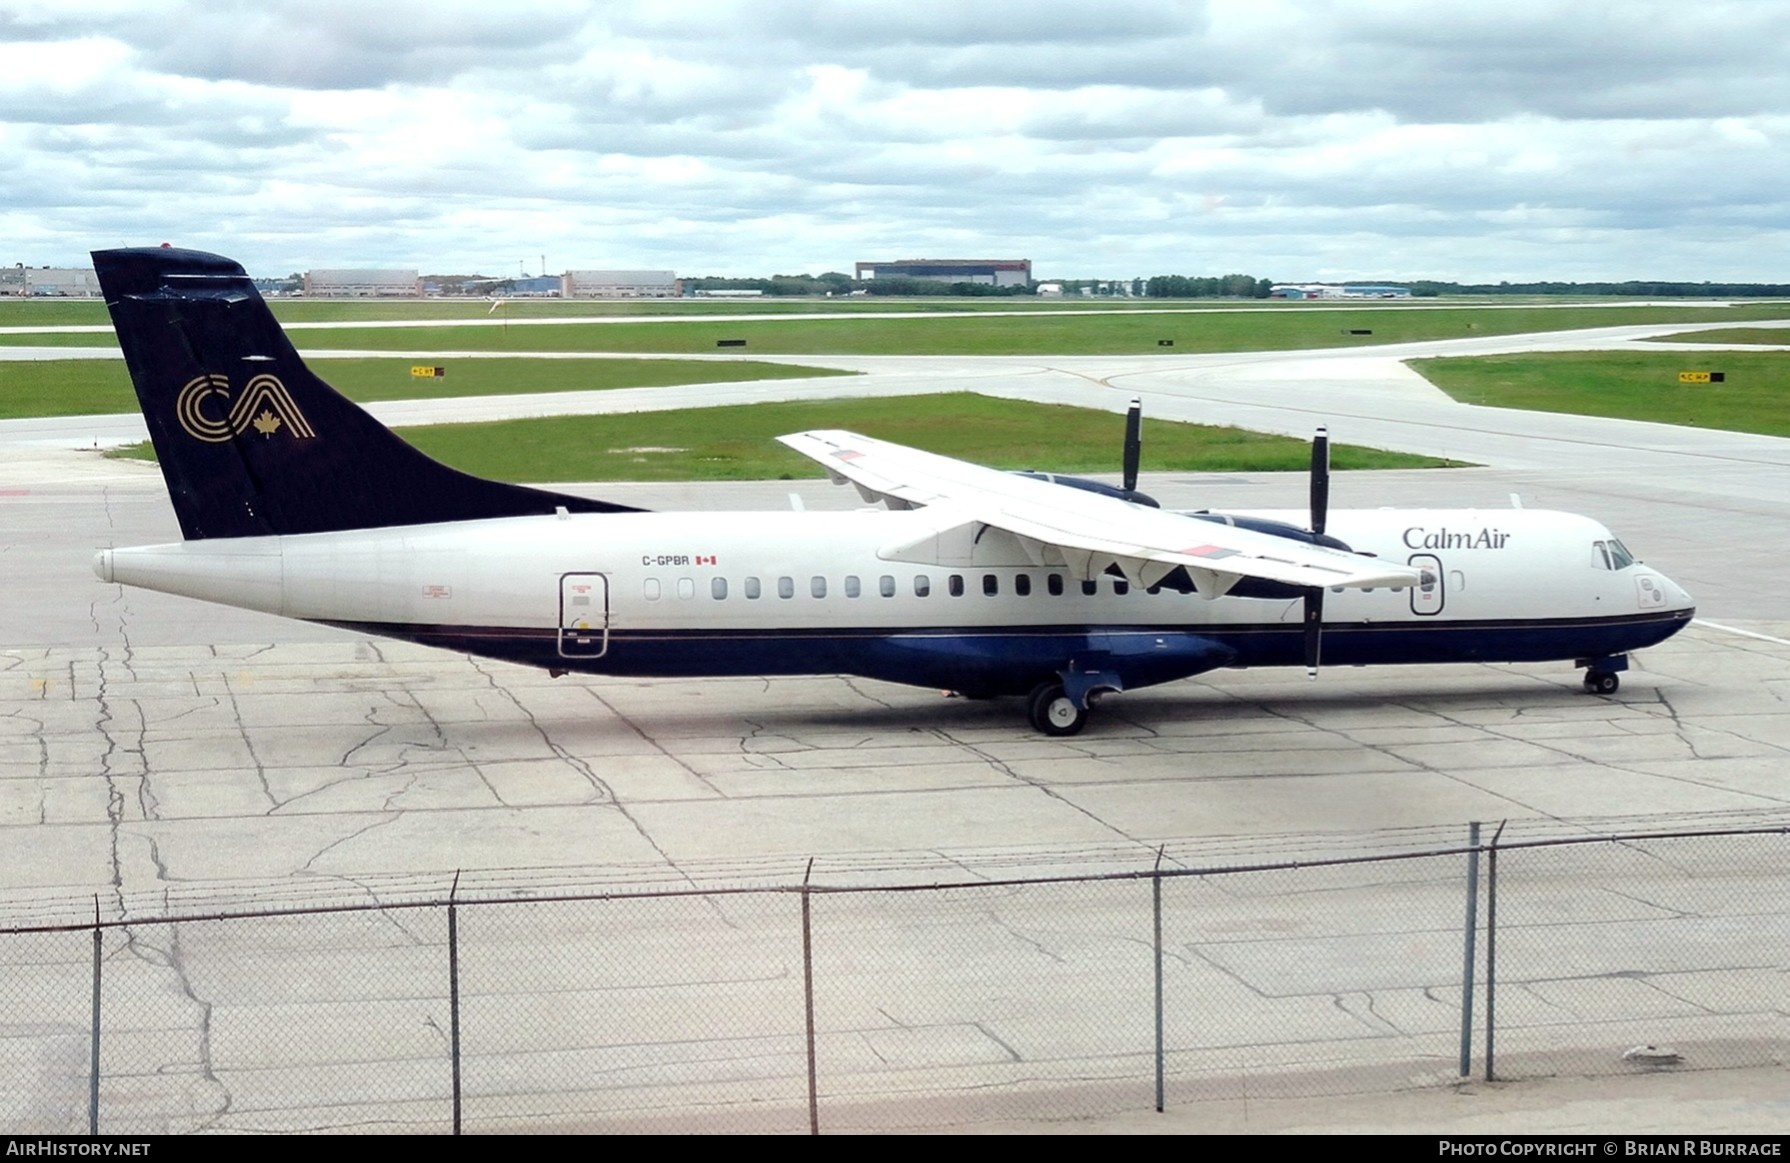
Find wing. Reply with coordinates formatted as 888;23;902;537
777;429;1423;598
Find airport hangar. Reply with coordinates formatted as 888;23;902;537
853;258;1033;286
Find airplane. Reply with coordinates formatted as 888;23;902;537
90;245;1696;735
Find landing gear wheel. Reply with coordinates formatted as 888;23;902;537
1027;682;1088;736
1584;671;1620;695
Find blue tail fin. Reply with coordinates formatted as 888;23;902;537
94;246;641;540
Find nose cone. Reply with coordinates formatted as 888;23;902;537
1643;567;1695;615
93;549;114;583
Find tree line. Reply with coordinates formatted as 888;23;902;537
682;272;1277;298
1403;279;1790;298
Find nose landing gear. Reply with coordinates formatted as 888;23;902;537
1578;654;1628;696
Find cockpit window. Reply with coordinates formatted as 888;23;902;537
1592;539;1637;571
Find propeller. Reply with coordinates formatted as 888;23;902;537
1309;426;1329;536
1303;427;1330;678
1008;396;1157;506
1122;398;1142;495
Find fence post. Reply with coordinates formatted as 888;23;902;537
448;870;462;1136
1459;822;1480;1077
802;858;819;1136
1153;846;1165;1113
89;896;101;1137
1484;820;1507;1082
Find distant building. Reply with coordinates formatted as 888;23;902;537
1270;283;1411;300
1;266;101;297
854;259;1032;287
562;270;680;298
303;269;421;297
500;276;562;297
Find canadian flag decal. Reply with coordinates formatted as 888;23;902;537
696;554;718;565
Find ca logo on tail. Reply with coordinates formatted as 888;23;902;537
176;374;317;442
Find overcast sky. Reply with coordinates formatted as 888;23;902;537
4;1;1788;281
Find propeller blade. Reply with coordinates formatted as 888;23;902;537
1309;425;1330;536
1122;398;1143;494
1303;588;1324;678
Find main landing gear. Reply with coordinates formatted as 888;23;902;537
1027;682;1089;736
1579;654;1627;696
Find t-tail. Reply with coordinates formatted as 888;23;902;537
93;246;641;540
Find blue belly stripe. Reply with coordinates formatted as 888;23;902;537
315;608;1693;696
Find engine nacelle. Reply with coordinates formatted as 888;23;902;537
1012;471;1160;508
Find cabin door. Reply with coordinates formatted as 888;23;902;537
1408;554;1444;616
558;573;610;657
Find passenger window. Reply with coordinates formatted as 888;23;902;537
811;576;827;598
778;576;795;599
914;575;931;597
982;574;998;596
1015;574;1032;597
745;577;761;600
643;578;662;601
1047;574;1064;596
880;575;896;598
1113;580;1130;596
1081;580;1098;596
711;578;728;600
845;575;861;598
676;578;694;599
948;574;965;597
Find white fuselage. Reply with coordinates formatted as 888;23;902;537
96;504;1695;697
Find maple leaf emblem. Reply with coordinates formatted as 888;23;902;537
251;410;283;436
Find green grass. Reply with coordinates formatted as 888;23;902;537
262;297;1208;320
0;301;111;326
1410;351;1790;435
112;393;1455;480
0;296;1215;326
1643;327;1790;346
8;302;1789;354
0;357;849;419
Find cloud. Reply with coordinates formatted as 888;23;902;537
4;1;1789;279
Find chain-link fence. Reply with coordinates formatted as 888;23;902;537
3;818;1785;1134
